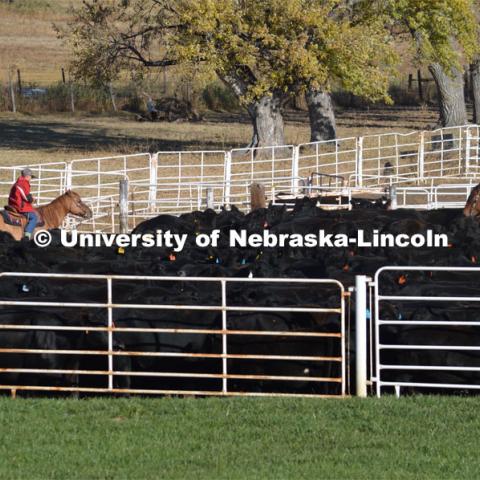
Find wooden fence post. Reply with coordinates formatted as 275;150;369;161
109;84;117;112
389;185;397;210
8;69;16;113
119;179;129;234
206;187;214;209
17;69;22;95
69;81;75;113
417;70;424;102
250;182;266;211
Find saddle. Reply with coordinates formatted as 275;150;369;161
2;206;45;228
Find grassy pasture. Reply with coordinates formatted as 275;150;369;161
0;395;478;479
0;107;440;166
0;1;72;85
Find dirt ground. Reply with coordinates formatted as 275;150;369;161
0;106;442;167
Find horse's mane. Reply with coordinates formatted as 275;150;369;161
36;193;70;228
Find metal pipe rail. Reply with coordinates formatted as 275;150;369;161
0;272;346;398
3;124;480;231
73;180;476;233
373;266;480;397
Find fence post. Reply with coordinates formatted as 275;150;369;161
69;82;75;113
224;151;232;208
389;185;397;209
417;69;424;102
109;84;117;112
148;153;158;212
17;69;22;95
65;162;72;191
8;70;16;113
119;179;129;234
465;127;472;175
221;280;228;394
107;277;113;391
291;145;300;193
250;182;266;211
418;131;425;182
355;275;368;397
356;137;363;187
206;187;214;209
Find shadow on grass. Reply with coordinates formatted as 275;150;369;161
0;116;233;153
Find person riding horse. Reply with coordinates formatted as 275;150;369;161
8;168;38;240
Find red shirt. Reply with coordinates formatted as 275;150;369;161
8;176;35;213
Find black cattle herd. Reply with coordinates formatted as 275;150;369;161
1;196;480;396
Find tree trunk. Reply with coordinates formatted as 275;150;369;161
218;71;285;148
428;63;468;127
470;60;480;124
246;93;285;148
305;88;336;141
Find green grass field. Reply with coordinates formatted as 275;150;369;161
0;396;478;479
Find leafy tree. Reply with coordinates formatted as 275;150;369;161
62;0;396;147
468;4;480;124
471;59;480;124
377;0;479;127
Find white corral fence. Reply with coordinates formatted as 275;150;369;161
0;272;346;398
0;162;67;206
2;124;480;231
4;269;480;397
369;266;480;397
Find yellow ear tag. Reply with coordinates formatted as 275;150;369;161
118;247;125;255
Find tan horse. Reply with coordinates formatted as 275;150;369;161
0;190;92;241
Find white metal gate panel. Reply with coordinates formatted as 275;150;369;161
69;153;152;200
298;138;357;187
361;131;420;185
154;150;227;213
0;162;67;206
0;273;346;398
4;124;480;234
229;146;295;206
373;266;480;396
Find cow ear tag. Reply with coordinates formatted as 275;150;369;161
117;247;125;255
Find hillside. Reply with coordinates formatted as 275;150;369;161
0;0;73;85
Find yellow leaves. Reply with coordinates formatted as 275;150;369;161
70;0;463;105
170;0;402;102
386;0;480;68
